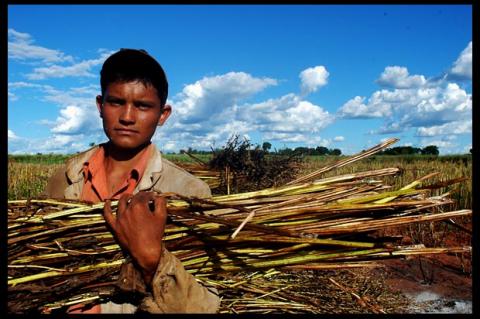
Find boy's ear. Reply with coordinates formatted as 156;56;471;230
96;95;103;117
158;104;172;126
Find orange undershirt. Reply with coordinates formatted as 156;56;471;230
80;143;152;203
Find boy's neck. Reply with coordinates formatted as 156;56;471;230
103;141;151;170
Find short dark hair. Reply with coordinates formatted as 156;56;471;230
100;48;168;106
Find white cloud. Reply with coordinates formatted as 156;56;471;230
338;95;392;118
9;81;44;89
8;28;73;64
376;66;426;89
50;105;102;135
151;72;278;151
333;136;344;142
8;130;19;140
173;71;277;124
416;120;471;137
152;70;334;152
8;81;54;102
8;133;99;154
9;82;102;139
236;94;334;146
340;59;472;139
26;52;111;80
240;94;334;135
300;66;329;95
41;85;98;107
420;139;455;149
449;42;472;80
8;92;18;101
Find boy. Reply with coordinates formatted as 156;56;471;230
43;49;220;313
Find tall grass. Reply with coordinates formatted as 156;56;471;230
8;162;63;200
302;155;472;210
8;154;71;164
8;154;472;210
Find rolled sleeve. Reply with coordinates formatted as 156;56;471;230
138;247;220;313
113;247;220;314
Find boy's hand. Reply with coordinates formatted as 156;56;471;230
103;191;167;286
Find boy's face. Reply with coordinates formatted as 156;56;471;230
96;80;171;151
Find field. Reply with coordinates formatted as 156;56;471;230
8;153;472;210
8;153;472;313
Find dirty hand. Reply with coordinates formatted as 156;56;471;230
103;191;167;286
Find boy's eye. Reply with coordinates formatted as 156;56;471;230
105;99;122;106
137;103;153;110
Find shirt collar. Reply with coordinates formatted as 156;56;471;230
82;143;153;183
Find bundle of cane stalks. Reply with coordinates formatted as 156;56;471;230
8;138;471;314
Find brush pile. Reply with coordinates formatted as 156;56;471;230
208;135;303;194
8;138;471;314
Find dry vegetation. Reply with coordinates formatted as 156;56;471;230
7;143;472;314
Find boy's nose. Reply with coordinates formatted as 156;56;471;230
119;104;136;124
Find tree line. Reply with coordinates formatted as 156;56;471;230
181;143;447;156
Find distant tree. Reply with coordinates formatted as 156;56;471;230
470;148;472;154
330;148;342;156
315;146;329;155
421;145;439;155
379;146;422;155
262;142;272;153
277;147;294;156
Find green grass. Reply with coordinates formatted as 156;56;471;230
8;153;212;165
163;153;212;164
8;154;71;165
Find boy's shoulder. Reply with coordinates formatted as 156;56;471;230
66;144;99;165
148;152;211;198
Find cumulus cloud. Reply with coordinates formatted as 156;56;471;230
300;66;329;95
7;132;91;154
416;120;471;137
420;138;455;149
151;72;278;151
51;105;102;135
333;136;344;142
339;60;471;139
376;66;426;89
242;94;331;131
8;28;73;64
173;71;277;124
338;42;472;155
152;70;335;151
337;94;392;119
448;41;472;80
239;93;334;143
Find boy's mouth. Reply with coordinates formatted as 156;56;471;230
115;128;139;135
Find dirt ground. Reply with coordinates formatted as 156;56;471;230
379;255;471;299
361;222;472;314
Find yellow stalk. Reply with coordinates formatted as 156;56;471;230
8;259;125;286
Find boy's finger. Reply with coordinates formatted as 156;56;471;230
153;196;168;220
103;200;116;230
118;193;132;216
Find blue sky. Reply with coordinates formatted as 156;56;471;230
8;5;472;155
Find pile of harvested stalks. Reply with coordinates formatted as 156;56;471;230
8;138;471;314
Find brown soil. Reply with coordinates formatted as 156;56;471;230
377;255;472;302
